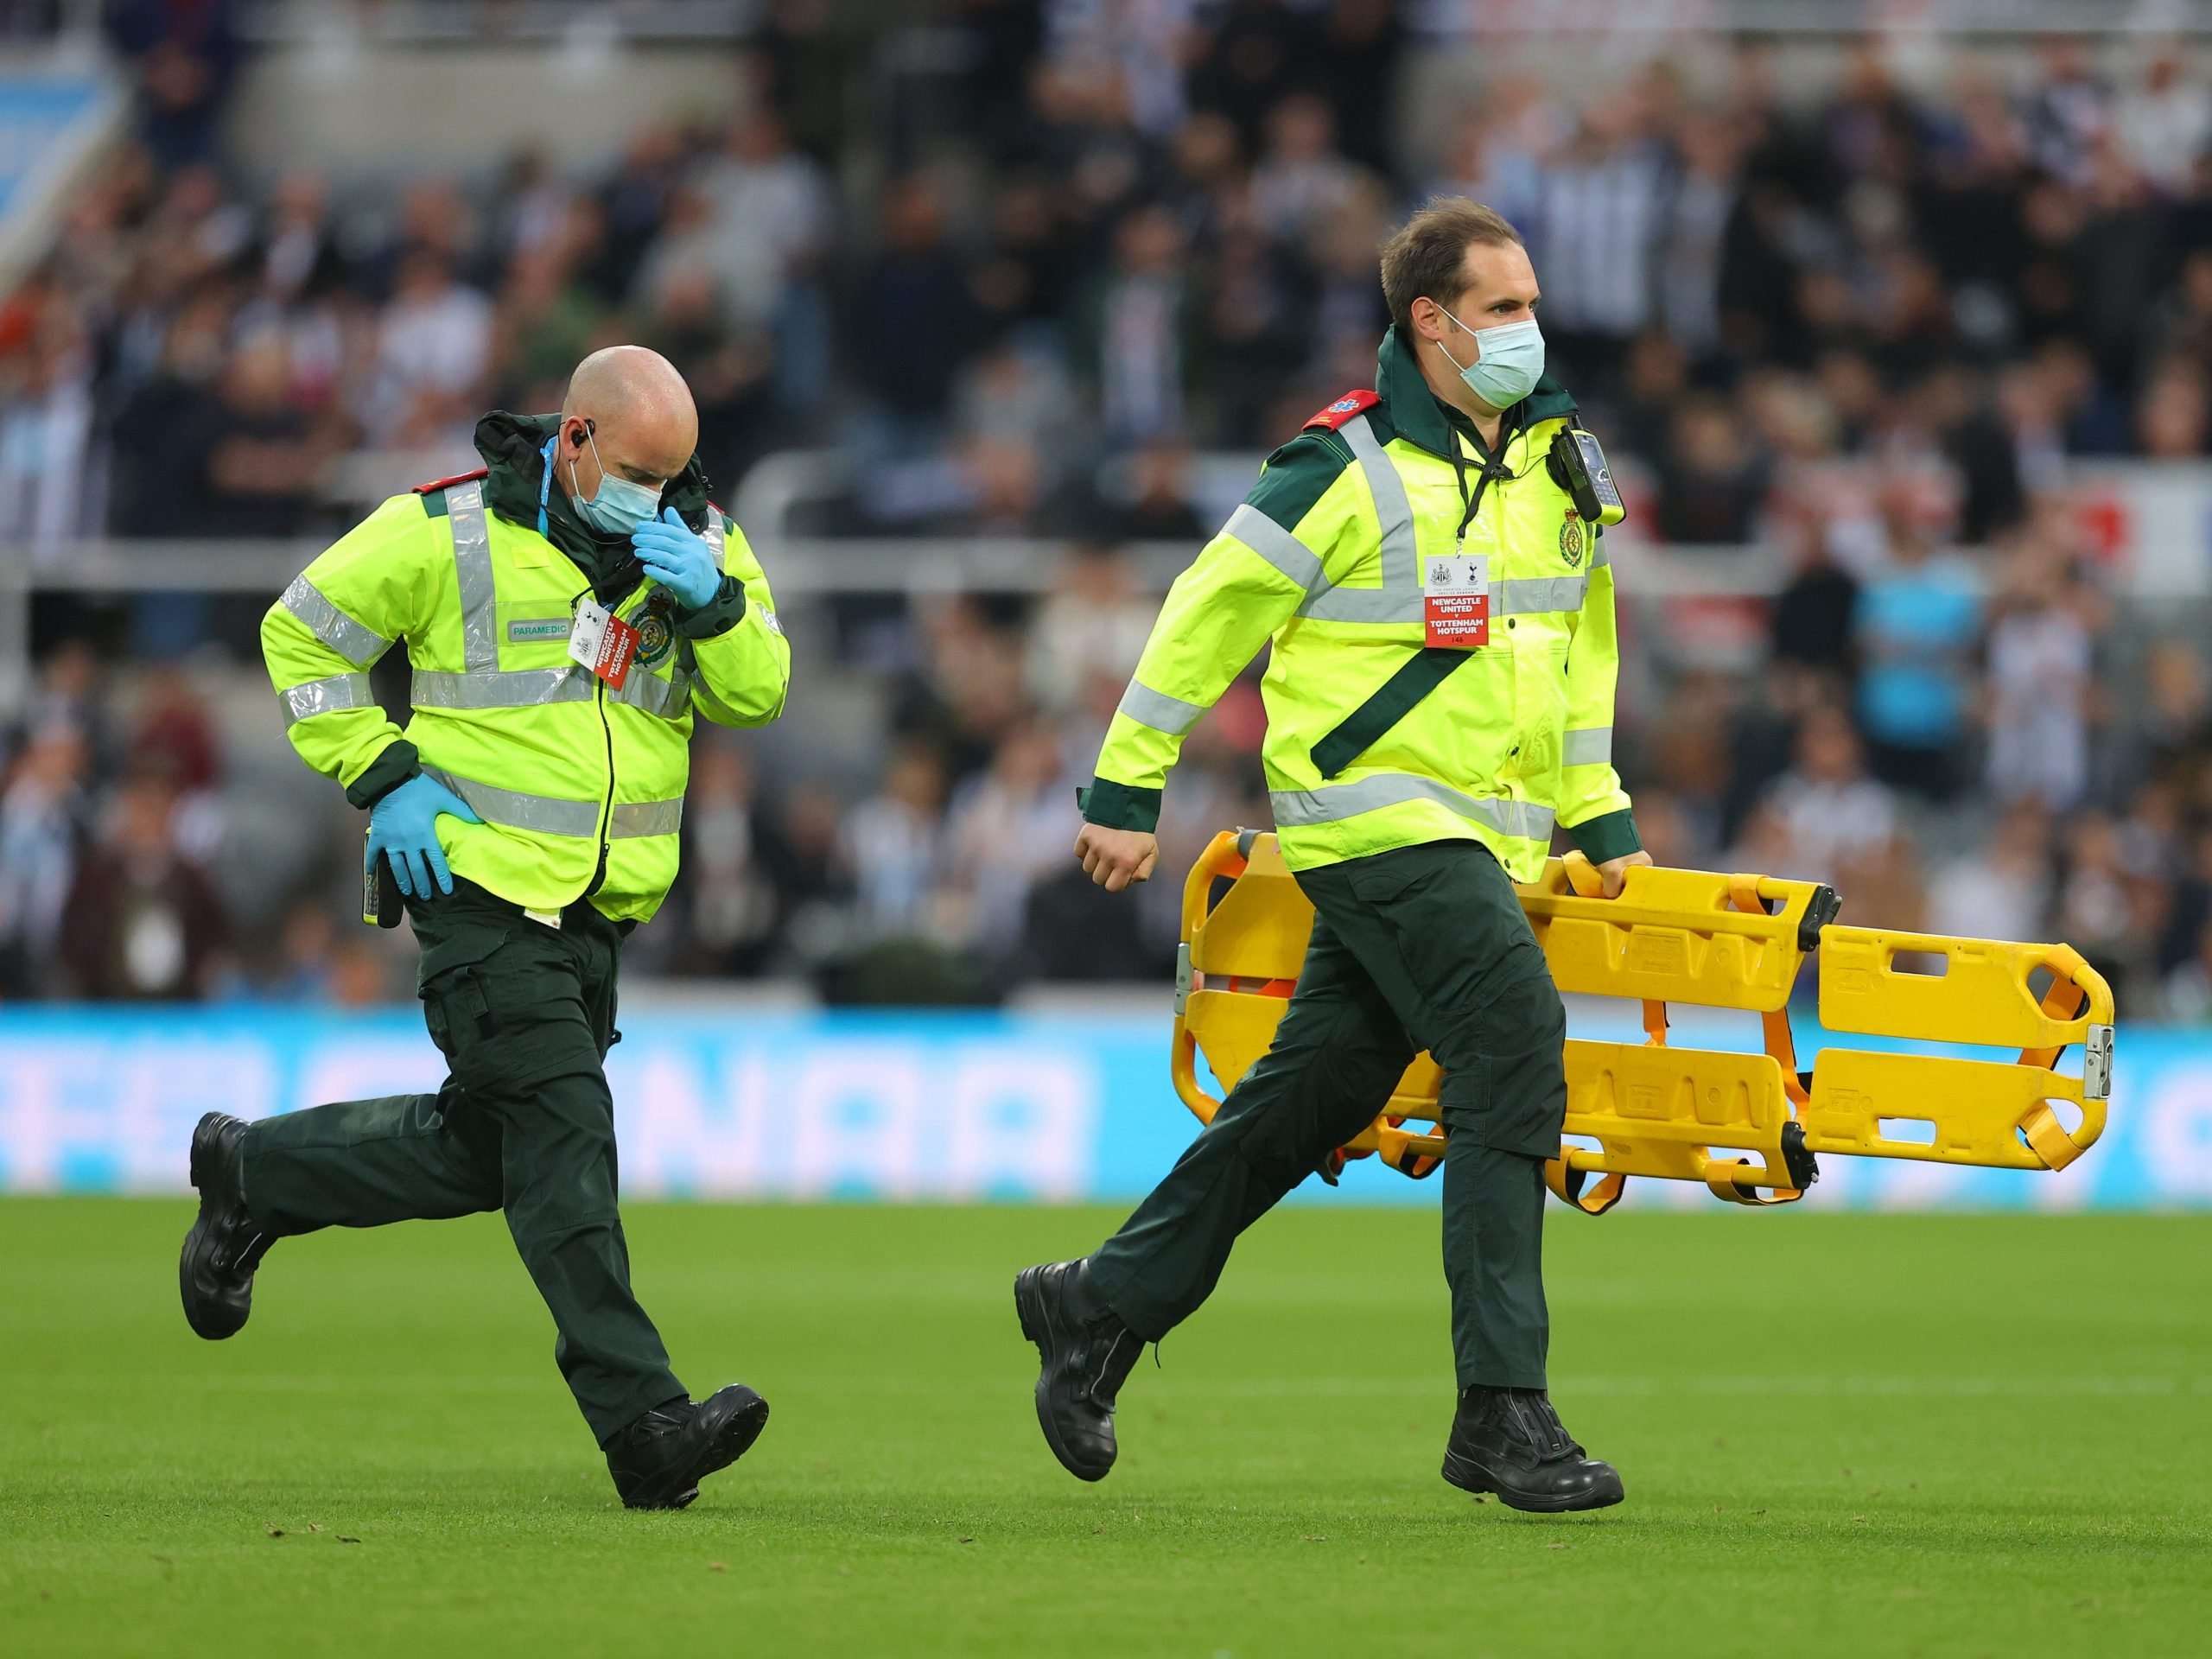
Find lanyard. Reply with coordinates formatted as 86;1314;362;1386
1448;416;1516;550
537;434;558;538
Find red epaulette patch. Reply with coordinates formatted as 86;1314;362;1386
412;467;488;495
1302;390;1380;431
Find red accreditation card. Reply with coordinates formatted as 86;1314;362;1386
1422;552;1489;649
568;600;641;689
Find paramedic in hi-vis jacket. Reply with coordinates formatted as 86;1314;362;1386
1017;200;1648;1513
179;346;791;1510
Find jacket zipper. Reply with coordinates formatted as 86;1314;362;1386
588;672;615;897
585;582;662;898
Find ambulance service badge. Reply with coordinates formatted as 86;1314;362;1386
636;594;676;666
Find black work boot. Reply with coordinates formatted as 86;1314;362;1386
604;1384;771;1510
1442;1387;1624;1513
1013;1257;1143;1482
179;1112;276;1340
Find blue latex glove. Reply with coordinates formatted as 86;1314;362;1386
367;772;482;900
631;506;722;610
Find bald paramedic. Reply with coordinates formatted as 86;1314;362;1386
180;346;791;1510
1016;200;1649;1513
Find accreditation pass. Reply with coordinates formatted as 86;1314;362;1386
1423;551;1490;649
568;596;639;689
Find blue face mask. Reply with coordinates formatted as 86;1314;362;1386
1433;308;1546;410
566;425;664;536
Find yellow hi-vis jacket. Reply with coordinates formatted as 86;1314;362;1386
262;467;790;922
1083;327;1637;881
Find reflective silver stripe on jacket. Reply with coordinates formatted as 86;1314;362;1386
1561;726;1613;766
1493;574;1590;615
703;512;727;569
421;766;684;840
1224;503;1325;592
1300;414;1421;624
611;664;692;719
414;667;592;709
1270;774;1556;841
1118;679;1206;736
280;576;390;667
412;664;692;720
278;673;373;726
422;765;601;838
448;480;499;672
610;798;683;838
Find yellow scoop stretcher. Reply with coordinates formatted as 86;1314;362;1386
1171;830;2115;1213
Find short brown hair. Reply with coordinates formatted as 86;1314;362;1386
1378;197;1524;337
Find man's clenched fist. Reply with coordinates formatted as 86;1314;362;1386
1075;824;1159;893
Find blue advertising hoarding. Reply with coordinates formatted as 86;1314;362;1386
0;1003;2204;1210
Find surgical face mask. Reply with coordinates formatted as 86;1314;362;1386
1432;308;1546;410
567;425;664;536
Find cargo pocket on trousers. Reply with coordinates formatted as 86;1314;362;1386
1439;1024;1569;1160
421;963;495;1067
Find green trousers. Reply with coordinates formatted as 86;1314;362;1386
241;882;682;1444
1090;839;1567;1390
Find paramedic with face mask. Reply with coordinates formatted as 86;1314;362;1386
180;346;791;1510
1016;199;1649;1513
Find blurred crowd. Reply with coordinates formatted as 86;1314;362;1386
4;4;2212;1015
29;14;2212;552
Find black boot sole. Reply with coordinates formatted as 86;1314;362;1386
1013;1267;1112;1483
1443;1446;1625;1514
180;1113;250;1342
623;1386;772;1511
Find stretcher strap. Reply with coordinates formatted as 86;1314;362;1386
1544;1158;1626;1215
2019;971;2090;1071
1729;877;1813;1108
2012;959;2094;1171
1703;1159;1806;1206
2019;1103;2088;1171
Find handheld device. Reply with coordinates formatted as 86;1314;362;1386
1546;424;1627;526
361;831;404;928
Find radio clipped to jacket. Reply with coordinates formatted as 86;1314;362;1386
1545;424;1626;527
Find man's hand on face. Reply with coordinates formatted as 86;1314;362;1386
1075;823;1160;893
1595;849;1654;899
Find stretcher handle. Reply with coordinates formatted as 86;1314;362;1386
1170;1025;1223;1126
1181;828;1252;946
1560;850;1605;899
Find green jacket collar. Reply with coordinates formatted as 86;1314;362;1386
474;410;714;600
1372;325;1578;460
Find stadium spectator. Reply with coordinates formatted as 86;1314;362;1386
364;251;493;446
940;718;1079;955
1983;531;2099;812
1927;799;2056;944
839;742;950;944
674;737;790;978
56;772;227;1001
1735;701;1923;928
197;334;341;537
0;723;86;997
1851;482;1981;798
1654;393;1769;544
104;0;242;168
1072;204;1195;442
855;175;979;442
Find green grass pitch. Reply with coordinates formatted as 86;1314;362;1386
3;1199;2208;1657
